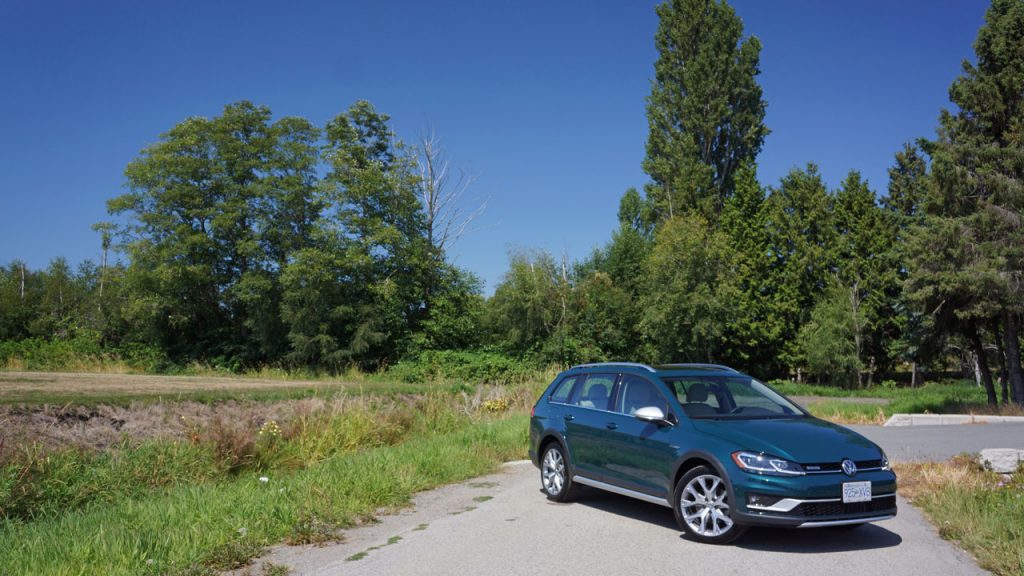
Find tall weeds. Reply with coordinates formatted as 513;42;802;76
0;387;528;522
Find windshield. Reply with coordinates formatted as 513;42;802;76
665;376;805;420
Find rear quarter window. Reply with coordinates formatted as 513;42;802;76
549;376;577;403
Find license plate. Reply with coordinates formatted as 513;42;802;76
842;481;872;503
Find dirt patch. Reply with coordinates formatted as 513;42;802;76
0;399;301;459
0;393;433;466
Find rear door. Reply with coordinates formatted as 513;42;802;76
563;372;617;480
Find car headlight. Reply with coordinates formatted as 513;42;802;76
732;451;805;476
880;450;891;471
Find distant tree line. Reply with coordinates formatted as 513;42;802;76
1;0;1022;405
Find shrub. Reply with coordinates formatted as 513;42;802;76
387;350;541;385
0;336;170;373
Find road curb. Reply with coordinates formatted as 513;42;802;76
884;413;1024;426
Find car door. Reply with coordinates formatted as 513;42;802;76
599;374;679;498
563;372;618;480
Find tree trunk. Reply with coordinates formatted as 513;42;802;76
967;324;998;406
1004;312;1024;406
911;362;919;388
848;282;864;388
992;320;1010;405
98;242;107;313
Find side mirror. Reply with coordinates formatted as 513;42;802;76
634;406;671;426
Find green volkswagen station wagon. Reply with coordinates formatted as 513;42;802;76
528;362;897;544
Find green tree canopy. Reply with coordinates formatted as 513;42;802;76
643;0;769;222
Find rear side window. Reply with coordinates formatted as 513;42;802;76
569;373;616;411
549;376;577;403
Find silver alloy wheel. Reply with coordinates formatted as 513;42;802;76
542;447;565;496
679;474;734;537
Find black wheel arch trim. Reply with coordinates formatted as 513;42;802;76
670;449;738;512
537;430;575;475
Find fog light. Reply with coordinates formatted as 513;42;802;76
747;493;782;508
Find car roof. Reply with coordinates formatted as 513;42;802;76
564;362;748;379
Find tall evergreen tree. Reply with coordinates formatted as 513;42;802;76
762;165;836;376
721;164;781;372
832;171;901;384
911;0;1024;404
643;0;768;222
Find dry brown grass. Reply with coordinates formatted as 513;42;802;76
0;371;351;400
893;456;997;501
949;402;1024;417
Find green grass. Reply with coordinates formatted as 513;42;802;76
896;458;1024;576
768;379;1014;423
0;415;528;576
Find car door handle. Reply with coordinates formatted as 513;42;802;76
606;422;618;430
564;414;574;422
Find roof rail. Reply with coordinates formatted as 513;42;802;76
657;363;740;373
569;362;656;373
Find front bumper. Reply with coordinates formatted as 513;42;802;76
730;469;898;528
732;492;897;528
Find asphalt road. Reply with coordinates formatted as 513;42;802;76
263;419;1012;576
850;422;1024;462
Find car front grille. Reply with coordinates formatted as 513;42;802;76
789;495;897;517
802;459;884;474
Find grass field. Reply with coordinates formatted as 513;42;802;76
771;379;1024;424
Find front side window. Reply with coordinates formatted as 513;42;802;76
569;373;616;410
668;376;804;419
616;374;670;415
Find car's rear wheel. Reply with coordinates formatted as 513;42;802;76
541;443;579;502
673;465;747;544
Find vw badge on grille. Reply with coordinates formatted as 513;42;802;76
841;459;857;477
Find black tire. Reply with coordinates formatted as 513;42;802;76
540;442;580;502
672;465;748;544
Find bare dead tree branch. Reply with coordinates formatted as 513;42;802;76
417;129;489;255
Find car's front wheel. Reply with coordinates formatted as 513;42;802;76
673;465;747;544
540;443;579;502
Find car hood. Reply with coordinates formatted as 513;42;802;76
690;417;881;463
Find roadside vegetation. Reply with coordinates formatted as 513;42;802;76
0;380;537;575
895;457;1024;576
771;380;1024;424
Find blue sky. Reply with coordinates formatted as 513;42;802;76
0;0;988;293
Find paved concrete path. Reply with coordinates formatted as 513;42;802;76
263;461;987;576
